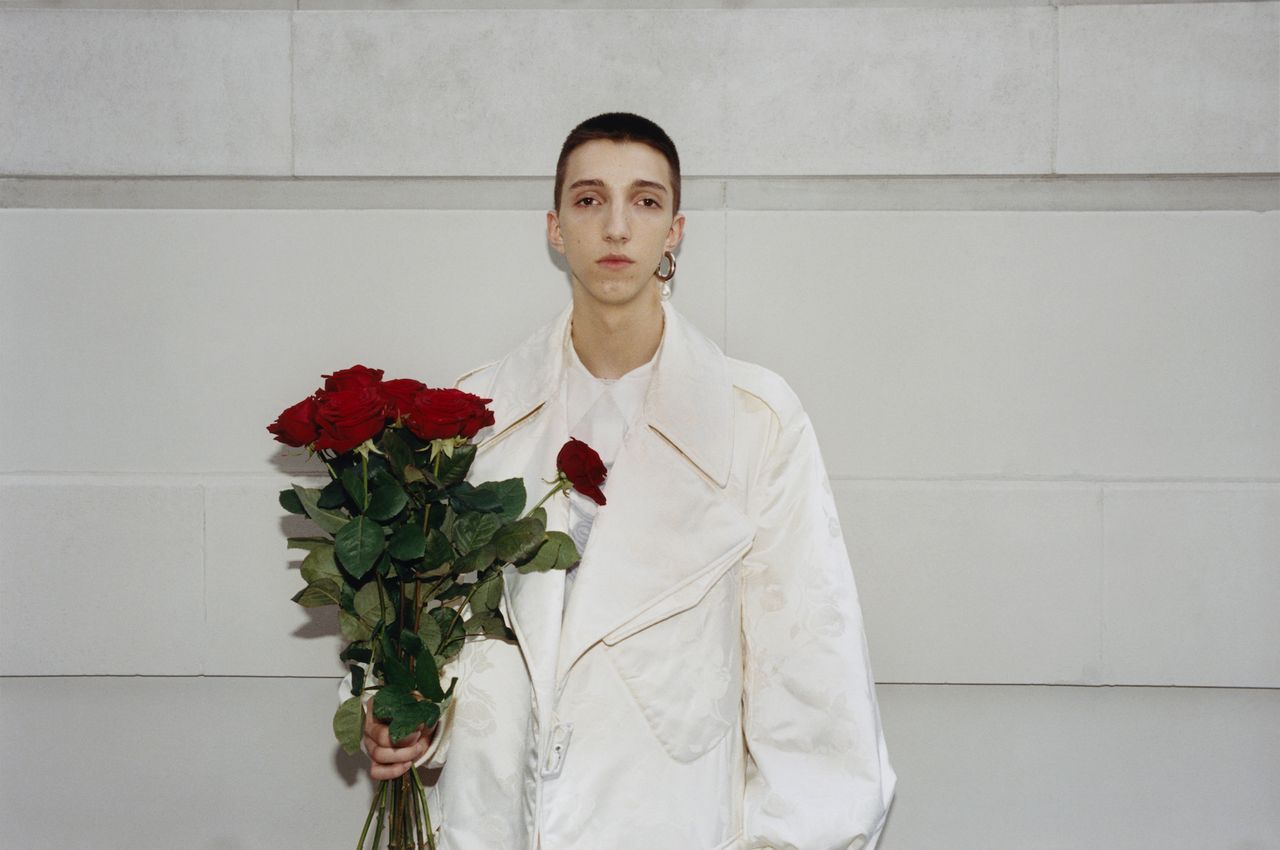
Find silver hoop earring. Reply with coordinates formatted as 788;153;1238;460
656;250;676;299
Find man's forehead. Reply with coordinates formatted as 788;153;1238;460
562;140;672;191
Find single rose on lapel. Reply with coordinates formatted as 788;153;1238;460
267;395;321;447
404;387;495;441
557;437;607;506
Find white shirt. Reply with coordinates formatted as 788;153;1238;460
561;335;655;610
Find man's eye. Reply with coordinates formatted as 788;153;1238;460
639;198;660;208
576;197;599;206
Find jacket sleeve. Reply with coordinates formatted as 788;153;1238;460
740;397;896;850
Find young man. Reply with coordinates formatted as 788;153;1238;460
361;113;896;849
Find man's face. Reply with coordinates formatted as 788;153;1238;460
547;139;685;311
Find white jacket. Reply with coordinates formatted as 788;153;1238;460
414;299;895;850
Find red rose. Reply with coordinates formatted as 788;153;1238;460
404;388;495;442
322;364;384;392
557;437;607;506
267;396;320;448
313;385;389;453
379;378;427;420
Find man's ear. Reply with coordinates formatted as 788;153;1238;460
664;212;686;252
546;210;566;255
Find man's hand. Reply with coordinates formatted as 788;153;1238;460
363;707;434;780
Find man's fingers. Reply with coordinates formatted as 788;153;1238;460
364;718;423;749
366;735;430;767
369;760;414;781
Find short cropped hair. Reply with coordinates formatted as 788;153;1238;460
553;112;682;214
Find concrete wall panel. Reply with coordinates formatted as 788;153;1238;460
726;210;1280;479
203;478;347;677
1102;485;1280;687
0;10;292;175
876;683;1280;849
0;480;204;675
1058;2;1280;174
840;482;1103;685
0;676;371;848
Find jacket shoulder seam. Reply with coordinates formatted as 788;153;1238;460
453;360;500;390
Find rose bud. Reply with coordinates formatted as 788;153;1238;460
557;437;607;506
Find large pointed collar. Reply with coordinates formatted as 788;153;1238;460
471;299;735;488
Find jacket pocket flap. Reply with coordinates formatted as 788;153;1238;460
601;537;752;646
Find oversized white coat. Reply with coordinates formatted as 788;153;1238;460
411;299;895;850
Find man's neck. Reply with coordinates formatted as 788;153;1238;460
570;297;664;380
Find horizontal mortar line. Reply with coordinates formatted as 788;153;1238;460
3;471;1279;486
828;475;1280;485
877;681;1280;691
2;174;1277;211
0;0;1264;10
3;674;1277;692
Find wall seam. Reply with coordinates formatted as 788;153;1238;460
288;10;296;177
1097;484;1107;684
1051;0;1061;174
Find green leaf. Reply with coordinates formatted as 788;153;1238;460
339;466;368;512
292;485;350;535
333;696;365;756
279;488;306;515
451;512;502;554
457;543;497;575
300;545;340;584
366;481;408;522
387;524;426;561
372;687;441;743
379;429;416;481
490;478;527;519
292;577;342;608
417;614;443;656
287;536;331;551
317;478;348;510
335;516;385;579
449;481;503;513
430;606;466;661
470;571;504;617
340;642;372;665
519;531;580;574
339;610;372;642
492;516;545;563
412;647;443;701
466;612;516;641
400;628;425;658
379;632;410;689
353;580;390;628
435;443;476;486
349;663;366;696
422;528;453;571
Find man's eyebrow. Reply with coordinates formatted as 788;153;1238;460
565;178;670;195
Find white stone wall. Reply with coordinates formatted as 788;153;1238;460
2;3;1277;848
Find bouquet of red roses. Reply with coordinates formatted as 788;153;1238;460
268;365;605;850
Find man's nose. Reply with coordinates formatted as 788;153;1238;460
603;205;630;241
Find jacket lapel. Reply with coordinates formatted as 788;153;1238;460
460;299;752;692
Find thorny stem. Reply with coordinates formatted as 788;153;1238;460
411;765;436;850
526;475;571;517
357;781;386;850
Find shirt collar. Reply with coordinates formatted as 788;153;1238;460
472;299;734;487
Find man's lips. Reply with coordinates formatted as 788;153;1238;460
597;255;634;269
